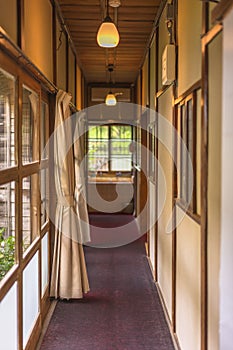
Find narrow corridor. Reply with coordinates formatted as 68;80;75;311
39;215;175;350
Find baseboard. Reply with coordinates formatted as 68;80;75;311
35;300;57;350
155;282;181;350
173;332;182;350
147;256;156;280
146;253;181;350
25;315;41;350
145;242;149;256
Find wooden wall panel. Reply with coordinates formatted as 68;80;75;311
207;32;222;350
24;0;53;81
0;0;17;43
177;0;202;96
56;18;67;91
76;65;82;111
157;86;173;321
68;46;75;102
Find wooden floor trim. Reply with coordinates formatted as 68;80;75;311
35;300;57;350
155;282;181;350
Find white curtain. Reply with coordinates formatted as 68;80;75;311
50;90;89;299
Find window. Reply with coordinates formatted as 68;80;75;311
0;182;16;280
22;86;39;164
22;175;39;253
0;68;16;169
40;168;49;227
0;62;50;281
41;101;49;160
88;125;133;173
0;68;16;280
0;36;51;350
40;100;49;228
176;91;199;215
148;122;156;182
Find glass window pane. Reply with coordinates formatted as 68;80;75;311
22;87;38;164
40;168;49;227
88;140;109;171
111;157;132;171
0;182;16;280
110;140;131;155
0;68;16;169
88;125;108;139
22;175;38;253
111;125;131;139
41;101;49;160
110;140;132;171
88;125;133;173
110;126;132;171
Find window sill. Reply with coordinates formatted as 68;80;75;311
88;176;133;184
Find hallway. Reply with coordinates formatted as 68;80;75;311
1;1;233;349
39;216;175;350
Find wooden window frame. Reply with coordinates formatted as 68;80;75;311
87;123;134;175
147;122;156;184
175;90;200;221
0;50;51;350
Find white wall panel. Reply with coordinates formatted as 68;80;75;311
41;233;49;296
23;252;39;348
0;283;18;350
176;207;201;350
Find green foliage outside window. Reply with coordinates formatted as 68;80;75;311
88;125;133;172
0;228;15;281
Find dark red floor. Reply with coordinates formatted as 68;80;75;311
39;215;175;350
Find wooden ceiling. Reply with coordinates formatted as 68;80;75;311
57;0;162;85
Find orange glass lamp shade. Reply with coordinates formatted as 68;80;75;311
97;16;120;48
105;92;117;106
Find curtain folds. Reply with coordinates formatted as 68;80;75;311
50;90;89;299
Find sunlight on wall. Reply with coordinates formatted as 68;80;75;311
0;0;17;43
177;0;202;96
176;206;201;350
24;0;53;81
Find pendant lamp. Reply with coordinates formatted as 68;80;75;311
105;92;117;106
105;65;117;106
97;1;120;48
